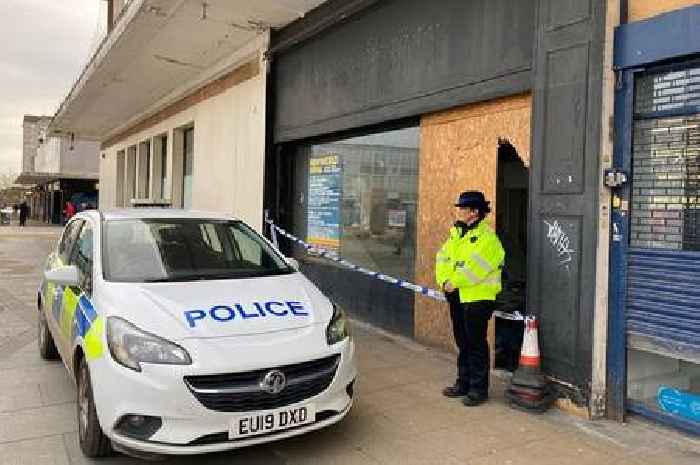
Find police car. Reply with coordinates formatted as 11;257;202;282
38;209;356;457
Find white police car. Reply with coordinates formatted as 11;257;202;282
38;209;355;457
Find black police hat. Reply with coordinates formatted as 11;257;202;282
455;191;491;213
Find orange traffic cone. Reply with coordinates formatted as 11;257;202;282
505;316;554;413
511;316;546;389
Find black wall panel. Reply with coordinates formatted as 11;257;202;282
273;0;536;142
529;0;605;392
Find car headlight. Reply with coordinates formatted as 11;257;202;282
106;317;191;372
326;303;350;345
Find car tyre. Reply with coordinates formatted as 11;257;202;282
37;306;59;360
77;357;112;458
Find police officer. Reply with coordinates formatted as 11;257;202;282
436;191;505;406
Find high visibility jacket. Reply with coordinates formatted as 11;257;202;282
435;221;505;303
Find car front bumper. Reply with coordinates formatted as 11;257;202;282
89;330;356;455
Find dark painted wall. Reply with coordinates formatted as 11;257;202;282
273;0;536;142
527;0;605;393
271;0;607;397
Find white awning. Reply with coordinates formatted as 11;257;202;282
50;0;325;141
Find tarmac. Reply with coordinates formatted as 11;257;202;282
0;223;699;464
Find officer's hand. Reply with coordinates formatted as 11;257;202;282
443;281;455;293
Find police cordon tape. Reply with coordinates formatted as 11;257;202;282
264;217;525;322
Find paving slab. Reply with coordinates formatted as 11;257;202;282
0;435;70;465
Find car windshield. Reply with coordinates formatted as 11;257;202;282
103;219;294;282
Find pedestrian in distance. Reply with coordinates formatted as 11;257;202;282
62;201;76;225
435;191;505;406
18;201;30;227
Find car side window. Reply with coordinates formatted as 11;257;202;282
71;222;94;295
230;227;263;266
58;220;83;263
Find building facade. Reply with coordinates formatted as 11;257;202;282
608;0;700;435
50;0;700;432
266;0;612;417
17;115;100;224
21;115;52;173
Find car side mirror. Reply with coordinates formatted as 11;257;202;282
286;257;300;271
44;265;80;287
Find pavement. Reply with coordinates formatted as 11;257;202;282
0;225;699;465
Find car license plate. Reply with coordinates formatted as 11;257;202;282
229;404;316;440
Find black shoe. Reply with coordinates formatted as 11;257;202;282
462;393;488;407
442;385;468;398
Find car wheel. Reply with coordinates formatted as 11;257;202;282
37;307;59;360
77;357;112;458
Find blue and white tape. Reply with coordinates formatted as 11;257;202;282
265;219;524;321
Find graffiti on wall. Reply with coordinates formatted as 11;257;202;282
543;219;575;271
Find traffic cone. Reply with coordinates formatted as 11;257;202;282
511;316;546;389
505;316;554;413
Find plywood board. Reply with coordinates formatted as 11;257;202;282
414;93;532;354
629;0;700;22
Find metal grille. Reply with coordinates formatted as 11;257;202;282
635;67;700;115
184;355;340;413
631;65;700;251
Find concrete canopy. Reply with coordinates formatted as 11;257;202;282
50;0;325;141
15;172;98;186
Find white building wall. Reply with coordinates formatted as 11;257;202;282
100;63;267;231
34;137;61;173
61;139;100;174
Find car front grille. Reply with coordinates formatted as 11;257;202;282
184;355;340;412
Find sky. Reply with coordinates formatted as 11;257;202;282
0;0;105;176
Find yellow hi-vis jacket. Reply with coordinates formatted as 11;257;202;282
435;221;505;303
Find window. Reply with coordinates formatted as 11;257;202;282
183;128;194;209
138;140;151;199
303;127;420;281
116;150;125;207
58;219;83;263
71;222;93;295
631;64;700;250
160;135;168;199
126;145;137;204
103;219;292;282
231;226;263;266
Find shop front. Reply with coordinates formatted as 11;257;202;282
609;5;700;434
269;0;609;408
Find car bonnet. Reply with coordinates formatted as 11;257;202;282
99;273;332;341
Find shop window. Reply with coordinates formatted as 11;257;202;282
138;140;151;199
159;135;168;200
126;146;137;205
627;63;700;428
304;127;419;281
151;134;168;201
116;150;125;207
631;64;700;251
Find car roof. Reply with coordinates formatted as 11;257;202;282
75;209;239;222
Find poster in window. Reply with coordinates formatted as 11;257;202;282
307;154;341;251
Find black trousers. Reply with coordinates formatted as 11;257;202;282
447;292;494;397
